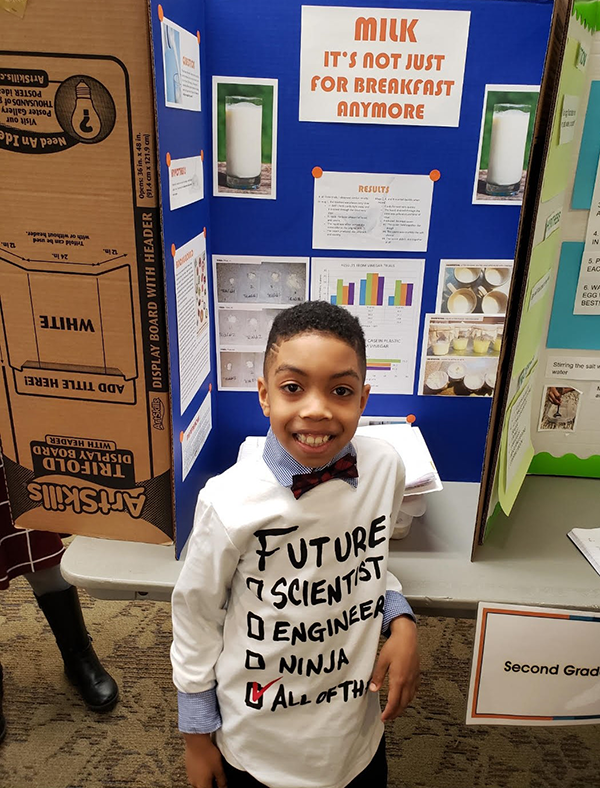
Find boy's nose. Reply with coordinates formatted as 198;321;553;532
299;392;332;420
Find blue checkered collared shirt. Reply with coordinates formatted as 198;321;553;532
262;426;358;489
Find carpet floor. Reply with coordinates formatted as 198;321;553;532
1;578;599;788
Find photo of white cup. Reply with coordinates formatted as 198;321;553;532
485;371;497;390
448;362;466;382
431;339;450;356
226;95;263;189
486;103;531;197
454;267;481;285
426;370;449;393
481;290;508;315
464;373;485;393
484;267;510;288
447;285;477;314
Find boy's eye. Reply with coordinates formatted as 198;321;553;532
333;386;353;397
282;383;302;393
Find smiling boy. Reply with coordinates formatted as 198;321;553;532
171;301;419;788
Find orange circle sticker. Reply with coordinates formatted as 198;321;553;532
429;169;441;182
201;149;204;161
209;383;212;392
203;227;207;238
407;414;416;424
158;5;164;21
179;431;184;443
171;243;176;258
312;166;324;179
197;31;201;43
166;152;171;167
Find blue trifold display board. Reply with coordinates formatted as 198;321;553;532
149;0;554;555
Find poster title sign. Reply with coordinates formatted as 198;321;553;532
299;6;471;126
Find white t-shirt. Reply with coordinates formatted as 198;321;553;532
171;435;406;788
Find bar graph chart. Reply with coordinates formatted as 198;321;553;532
330;273;414;307
312;258;425;394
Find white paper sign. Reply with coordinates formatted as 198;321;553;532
559;94;578;145
161;17;201;111
168;154;204;210
311;257;424;394
182;390;212;480
577;140;600;312
528;270;552;311
544;209;561;240
313;170;433;251
467;602;600;725
299;6;470;126
546;356;600;380
574;250;600;314
505;380;533;490
212;256;309;391
174;233;210;413
584;156;600;250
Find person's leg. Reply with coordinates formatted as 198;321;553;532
25;569;119;712
345;735;387;788
0;663;6;744
24;564;69;596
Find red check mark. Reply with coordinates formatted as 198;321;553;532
251;678;281;703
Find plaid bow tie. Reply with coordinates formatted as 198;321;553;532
290;453;358;499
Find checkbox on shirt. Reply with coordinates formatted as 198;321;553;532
245;681;264;710
247;611;265;640
245;650;266;670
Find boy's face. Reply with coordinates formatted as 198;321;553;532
257;332;370;468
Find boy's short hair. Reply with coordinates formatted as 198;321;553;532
264;300;367;378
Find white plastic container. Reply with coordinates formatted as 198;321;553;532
486;103;531;196
226;96;262;188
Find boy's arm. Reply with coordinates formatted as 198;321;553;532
183;733;227;788
372;444;418;718
171;495;240;729
369;613;420;722
375;574;418;719
172;497;240;787
171;496;239;699
380;451;415;631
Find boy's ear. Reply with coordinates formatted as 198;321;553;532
360;383;371;413
257;377;270;417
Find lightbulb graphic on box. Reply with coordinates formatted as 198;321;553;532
71;80;103;140
312;258;425;395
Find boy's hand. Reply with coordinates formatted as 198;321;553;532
183;733;227;788
369;615;420;722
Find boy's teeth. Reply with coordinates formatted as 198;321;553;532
297;434;331;446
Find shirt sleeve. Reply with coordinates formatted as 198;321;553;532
382;454;414;632
381;587;416;633
177;688;221;734
171;492;240;732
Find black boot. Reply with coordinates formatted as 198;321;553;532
0;663;6;743
36;586;119;712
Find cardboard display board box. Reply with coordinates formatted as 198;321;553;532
1;0;566;558
0;2;174;544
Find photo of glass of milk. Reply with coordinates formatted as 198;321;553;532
225;95;263;189
486;104;531;196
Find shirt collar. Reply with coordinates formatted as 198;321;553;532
263;428;358;489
